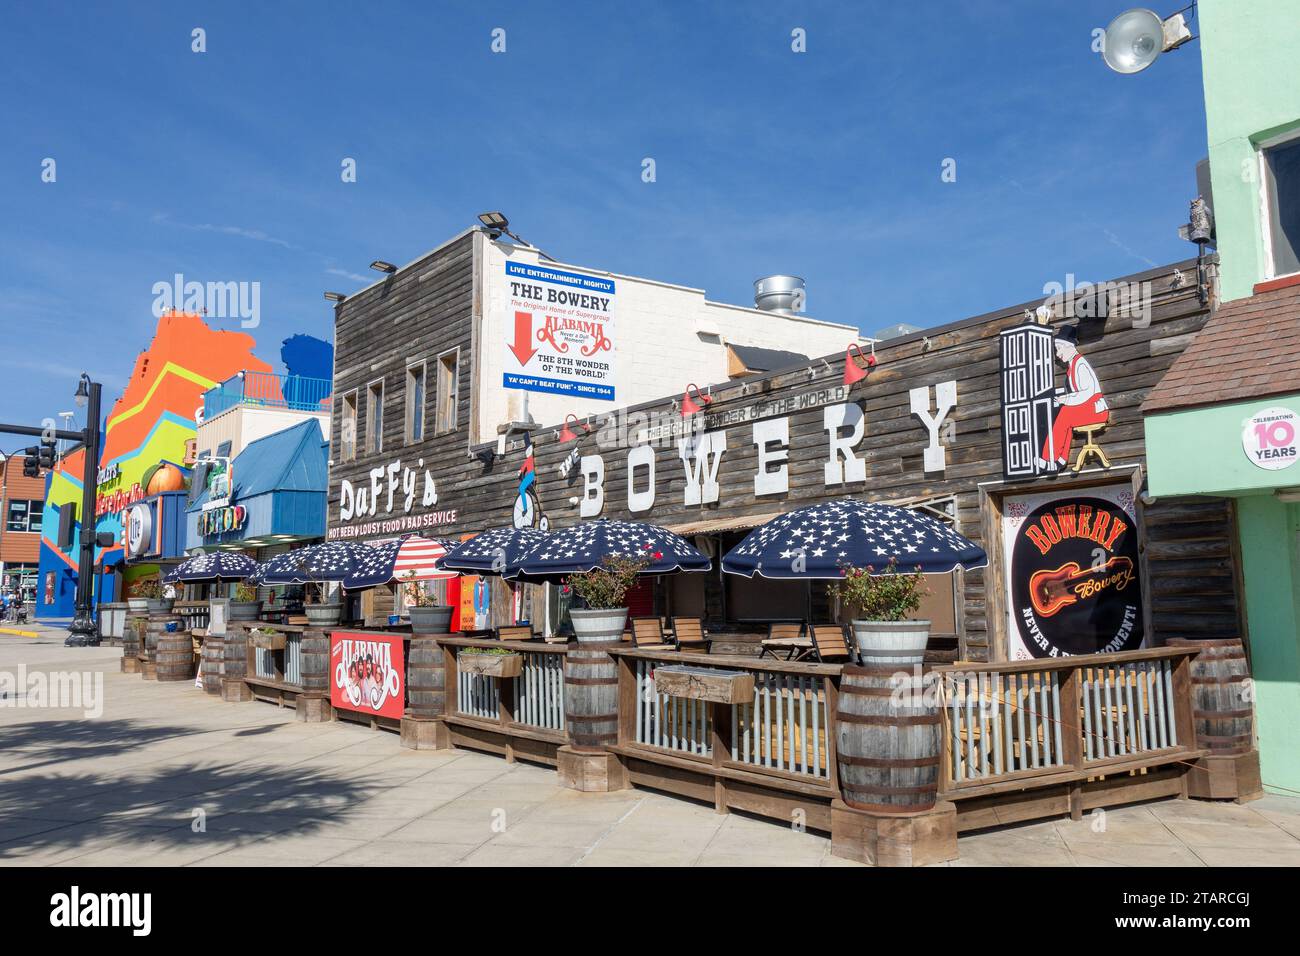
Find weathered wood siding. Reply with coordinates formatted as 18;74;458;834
328;231;475;540
328;249;1244;662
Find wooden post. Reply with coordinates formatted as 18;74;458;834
1059;665;1084;821
710;699;732;814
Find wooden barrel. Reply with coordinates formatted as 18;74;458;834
223;626;249;682
836;664;941;814
155;632;196;682
141;616;182;677
1168;638;1254;754
565;640;619;752
201;636;224;695
407;637;446;718
300;629;330;693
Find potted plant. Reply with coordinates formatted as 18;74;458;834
126;586;149;613
302;569;343;626
834;558;930;667
566;554;649;643
457;645;523;678
249;626;287;650
402;571;453;634
136;577;174;615
229;581;263;622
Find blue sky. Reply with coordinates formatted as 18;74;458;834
0;0;1208;433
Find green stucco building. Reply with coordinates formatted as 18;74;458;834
1143;0;1300;794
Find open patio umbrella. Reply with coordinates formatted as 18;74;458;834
163;550;258;584
341;534;457;590
435;526;549;576
251;541;371;586
507;518;711;582
721;499;987;579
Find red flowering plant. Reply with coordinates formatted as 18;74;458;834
833;557;927;622
567;553;651;610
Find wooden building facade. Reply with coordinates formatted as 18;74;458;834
328;239;1244;664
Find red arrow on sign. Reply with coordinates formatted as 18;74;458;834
509;310;537;366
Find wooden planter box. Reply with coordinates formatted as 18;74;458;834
654;666;754;704
459;652;523;679
250;631;287;651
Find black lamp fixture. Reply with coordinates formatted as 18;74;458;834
477;211;509;235
369;260;398;275
476;210;556;262
73;373;90;408
324;291;347;302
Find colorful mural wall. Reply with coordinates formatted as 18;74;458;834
37;311;270;618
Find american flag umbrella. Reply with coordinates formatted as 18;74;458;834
721;499;987;579
508;519;711;582
436;526;549;576
163;550;258;583
251;541;372;586
341;534;457;590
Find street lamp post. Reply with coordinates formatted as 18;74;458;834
66;375;102;647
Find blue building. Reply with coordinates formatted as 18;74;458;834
185;418;329;564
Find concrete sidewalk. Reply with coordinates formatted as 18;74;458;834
1;625;1298;867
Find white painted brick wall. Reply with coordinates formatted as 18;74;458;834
476;237;861;444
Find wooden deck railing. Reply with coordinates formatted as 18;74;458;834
934;646;1201;795
438;636;569;764
609;648;841;829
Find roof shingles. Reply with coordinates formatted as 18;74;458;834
1143;284;1300;414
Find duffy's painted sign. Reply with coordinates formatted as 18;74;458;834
330;631;404;719
1001;483;1142;659
502;262;616;401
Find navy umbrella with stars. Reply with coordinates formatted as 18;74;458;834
436;527;549;576
507;519;711;582
252;541;374;586
163;551;258;584
721;499;987;579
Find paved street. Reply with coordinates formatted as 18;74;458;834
2;625;1298;867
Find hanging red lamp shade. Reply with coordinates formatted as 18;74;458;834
558;414;591;443
680;383;712;418
843;342;877;386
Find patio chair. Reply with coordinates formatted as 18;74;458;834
759;621;809;660
630;616;674;649
670;616;709;653
809;624;855;664
496;625;534;642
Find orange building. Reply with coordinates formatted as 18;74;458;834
1;453;48;598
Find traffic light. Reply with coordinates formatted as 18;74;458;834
21;441;57;477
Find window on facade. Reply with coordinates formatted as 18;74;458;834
367;380;384;455
5;500;43;533
406;363;426;444
1264;136;1300;278
340;390;358;461
436;350;459;433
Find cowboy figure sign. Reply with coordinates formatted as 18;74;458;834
1039;325;1109;473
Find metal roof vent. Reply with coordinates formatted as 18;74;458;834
753;275;805;315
